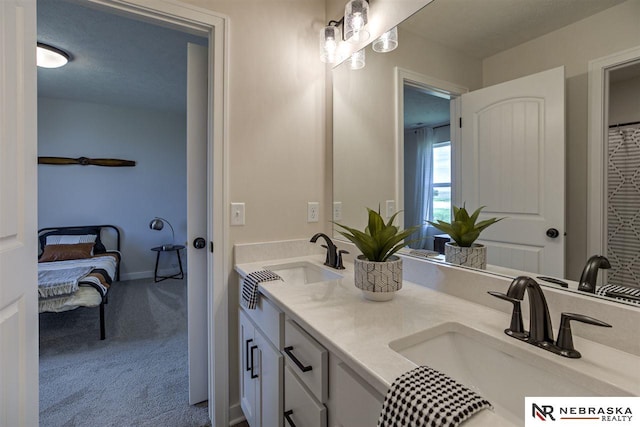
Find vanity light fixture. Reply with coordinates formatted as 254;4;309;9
349;48;365;70
372;26;398;53
37;42;70;68
344;0;369;43
320;21;342;64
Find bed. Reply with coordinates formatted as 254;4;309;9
38;225;121;340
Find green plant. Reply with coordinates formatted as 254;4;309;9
333;207;419;262
427;204;504;247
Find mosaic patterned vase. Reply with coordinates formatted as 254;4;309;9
354;255;403;301
444;242;487;269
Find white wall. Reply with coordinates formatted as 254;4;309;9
37;97;187;280
482;0;640;280
609;73;640;125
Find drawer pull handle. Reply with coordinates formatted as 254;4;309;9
284;346;313;372
284;410;297;427
245;339;253;372
250;345;259;379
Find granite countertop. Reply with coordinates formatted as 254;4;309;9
235;254;640;426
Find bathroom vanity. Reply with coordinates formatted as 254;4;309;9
235;240;640;427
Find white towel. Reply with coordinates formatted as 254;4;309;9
241;270;282;310
378;366;492;427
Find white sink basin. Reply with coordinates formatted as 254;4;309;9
389;322;609;425
264;261;342;284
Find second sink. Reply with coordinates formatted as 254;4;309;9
264;261;342;284
389;322;621;425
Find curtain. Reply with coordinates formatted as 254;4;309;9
406;127;435;248
607;125;640;289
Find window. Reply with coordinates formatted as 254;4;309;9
430;141;451;222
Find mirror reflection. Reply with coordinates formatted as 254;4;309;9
332;0;640;305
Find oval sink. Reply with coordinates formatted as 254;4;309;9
264;261;342;284
389;322;623;425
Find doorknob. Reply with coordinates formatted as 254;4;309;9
546;228;560;238
193;237;206;249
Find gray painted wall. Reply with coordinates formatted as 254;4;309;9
37;97;187;280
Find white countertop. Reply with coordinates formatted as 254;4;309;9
235;254;640;426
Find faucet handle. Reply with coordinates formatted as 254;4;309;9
555;312;612;358
336;250;349;270
488;291;527;339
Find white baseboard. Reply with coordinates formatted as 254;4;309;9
228;402;245;426
119;271;153;281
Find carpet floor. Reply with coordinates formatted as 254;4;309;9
39;277;211;427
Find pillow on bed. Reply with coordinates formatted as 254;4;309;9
38;243;95;262
45;234;97;245
39;227;107;254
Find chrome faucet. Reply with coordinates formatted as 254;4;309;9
577;255;611;293
490;276;612;358
310;233;347;270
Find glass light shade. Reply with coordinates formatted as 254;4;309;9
349;49;365;70
344;0;369;43
37;43;70;68
320;25;341;63
372;26;398;53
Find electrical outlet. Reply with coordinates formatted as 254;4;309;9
333;201;342;221
308;202;319;223
386;200;396;218
231;202;245;226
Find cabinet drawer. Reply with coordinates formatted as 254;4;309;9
284;366;327;427
238;277;284;348
284;318;328;403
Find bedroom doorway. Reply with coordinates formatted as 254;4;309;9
35;0;228;425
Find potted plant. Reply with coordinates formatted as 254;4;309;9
333;207;419;301
427;204;504;269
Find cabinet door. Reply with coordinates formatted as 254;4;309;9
240;310;258;426
256;330;283;427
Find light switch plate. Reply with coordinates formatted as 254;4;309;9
231;202;245;226
386;200;396;218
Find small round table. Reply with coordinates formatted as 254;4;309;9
151;245;185;282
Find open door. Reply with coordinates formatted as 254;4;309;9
459;66;565;277
0;1;39;425
186;42;209;405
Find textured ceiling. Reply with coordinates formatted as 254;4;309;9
37;0;207;113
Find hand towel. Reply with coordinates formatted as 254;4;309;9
241;270;282;310
378;366;492;427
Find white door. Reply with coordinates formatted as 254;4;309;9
0;1;39;426
459;66;565;277
186;43;209;404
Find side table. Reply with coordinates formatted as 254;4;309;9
151;245;185;282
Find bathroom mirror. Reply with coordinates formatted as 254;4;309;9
332;0;640;305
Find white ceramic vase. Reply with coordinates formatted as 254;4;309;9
353;255;402;301
444;242;487;269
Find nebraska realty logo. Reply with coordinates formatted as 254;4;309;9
525;397;640;426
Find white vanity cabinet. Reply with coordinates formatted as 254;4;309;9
238;296;284;427
238;278;384;427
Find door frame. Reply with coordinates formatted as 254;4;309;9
67;0;229;424
587;45;640;259
394;67;468;229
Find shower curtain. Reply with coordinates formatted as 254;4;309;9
607;124;640;289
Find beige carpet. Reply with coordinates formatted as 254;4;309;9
39;277;211;426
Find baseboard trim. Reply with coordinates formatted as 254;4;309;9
229;402;245;426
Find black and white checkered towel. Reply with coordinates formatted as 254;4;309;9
377;366;492;427
241;270;282;310
597;284;640;305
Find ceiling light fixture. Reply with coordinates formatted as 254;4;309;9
37;42;70;68
372;26;398;53
344;0;369;43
